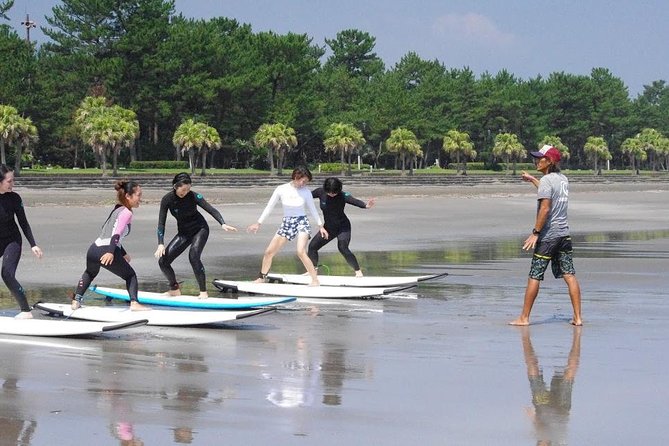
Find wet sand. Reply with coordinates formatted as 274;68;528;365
1;181;668;445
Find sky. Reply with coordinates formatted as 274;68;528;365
6;0;669;97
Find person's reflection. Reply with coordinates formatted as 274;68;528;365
521;326;581;446
1;375;37;445
320;344;346;406
162;354;211;444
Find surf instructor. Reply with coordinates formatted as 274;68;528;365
154;172;237;299
509;145;582;326
71;179;149;311
247;166;326;286
0;165;43;319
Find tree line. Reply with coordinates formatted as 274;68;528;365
1;0;669;176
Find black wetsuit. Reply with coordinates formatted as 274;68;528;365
0;192;37;312
308;188;367;271
157;190;225;292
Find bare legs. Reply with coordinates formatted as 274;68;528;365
254;233;319;286
563;274;582;326
295;233;319;286
509;274;582;326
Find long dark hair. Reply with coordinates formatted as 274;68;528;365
547;163;561;174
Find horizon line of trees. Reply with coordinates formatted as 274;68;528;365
1;0;669;176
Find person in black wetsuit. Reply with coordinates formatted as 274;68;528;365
155;172;237;298
71;179;149;311
0;165;43;319
308;177;375;277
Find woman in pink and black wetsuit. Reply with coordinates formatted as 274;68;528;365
71;180;149;311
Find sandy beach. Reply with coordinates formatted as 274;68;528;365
1;180;668;445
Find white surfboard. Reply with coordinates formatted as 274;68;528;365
266;272;448;287
212;279;412;299
34;302;274;326
90;285;296;309
0;315;148;337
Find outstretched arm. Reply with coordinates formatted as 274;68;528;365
521;171;539;188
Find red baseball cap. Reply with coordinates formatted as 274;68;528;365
530;144;561;163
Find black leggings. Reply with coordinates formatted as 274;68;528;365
308;229;360;271
159;227;209;292
0;239;30;312
76;244;138;301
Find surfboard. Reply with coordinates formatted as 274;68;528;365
212;279;412;298
34;302;275;326
89;285;296;309
0;315;148;337
266;272;448;287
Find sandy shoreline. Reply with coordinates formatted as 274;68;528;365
1;181;668;445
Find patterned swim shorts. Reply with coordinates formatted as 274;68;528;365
276;216;311;241
529;236;576;280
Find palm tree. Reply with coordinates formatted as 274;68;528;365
82;105;139;176
492;133;525;175
442;129;476;175
621;137;646;174
0;105;38;174
253;123;297;175
13;117;38;175
386;127;423;176
583;136;611;175
0;104;21;165
637;128;664;171
173;119;222;176
323;122;365;176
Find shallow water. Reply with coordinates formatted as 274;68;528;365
1;231;668;445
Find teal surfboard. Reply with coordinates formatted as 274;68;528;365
90;285;296;309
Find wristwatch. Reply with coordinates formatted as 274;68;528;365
532;228;541;235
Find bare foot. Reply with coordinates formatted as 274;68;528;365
253;277;268;283
130;301;151;311
71;299;81;310
308;280;320;287
508;317;530;326
570;318;583;326
198;292;209;299
14;311;33;319
354;271;364;277
164;289;181;296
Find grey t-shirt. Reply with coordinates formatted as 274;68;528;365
537;172;570;240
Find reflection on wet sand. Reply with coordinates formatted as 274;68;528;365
265;310;373;410
520;326;581;445
1;344;37;446
0;380;37;446
92;341;216;445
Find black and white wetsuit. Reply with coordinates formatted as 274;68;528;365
75;204;138;301
157;190;225;292
0;192;37;312
308;188;367;271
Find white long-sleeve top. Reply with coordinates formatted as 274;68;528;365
257;182;323;226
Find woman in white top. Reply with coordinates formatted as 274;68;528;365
247;166;327;286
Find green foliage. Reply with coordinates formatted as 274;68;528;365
173;118;221;176
3;4;669;175
317;162;370;172
129;160;188;169
253;122;297;175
